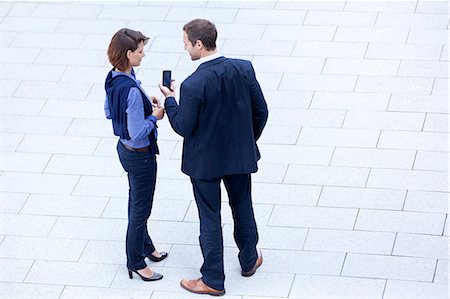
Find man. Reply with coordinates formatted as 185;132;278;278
159;19;268;296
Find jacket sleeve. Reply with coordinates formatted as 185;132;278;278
246;61;268;141
164;82;202;138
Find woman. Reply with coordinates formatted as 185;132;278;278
104;28;167;281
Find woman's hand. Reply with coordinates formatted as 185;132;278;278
150;96;161;108
152;106;165;120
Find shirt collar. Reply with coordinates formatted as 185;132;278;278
198;52;222;65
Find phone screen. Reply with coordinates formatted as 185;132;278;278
163;70;171;88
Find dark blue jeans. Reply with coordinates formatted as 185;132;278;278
191;173;259;291
117;141;157;271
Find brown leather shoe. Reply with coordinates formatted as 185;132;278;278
180;278;225;296
241;251;263;277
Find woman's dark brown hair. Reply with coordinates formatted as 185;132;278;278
107;28;149;71
183;19;217;51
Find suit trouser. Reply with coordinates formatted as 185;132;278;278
191;173;259;291
117;141;157;270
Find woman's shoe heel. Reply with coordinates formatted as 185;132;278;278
127;269;163;282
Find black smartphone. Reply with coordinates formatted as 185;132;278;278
162;70;171;88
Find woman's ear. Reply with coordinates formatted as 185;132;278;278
126;49;132;60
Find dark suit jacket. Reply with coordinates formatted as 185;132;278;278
165;56;268;180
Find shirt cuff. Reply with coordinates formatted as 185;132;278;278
148;115;158;124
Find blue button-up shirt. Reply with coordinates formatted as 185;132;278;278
104;70;157;149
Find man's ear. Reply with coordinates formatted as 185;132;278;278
196;40;203;50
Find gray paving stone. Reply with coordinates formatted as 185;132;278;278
0;236;86;262
304;229;395;255
345;1;416;12
0;133;24;152
310;92;390;111
355;76;434;94
258;126;301;145
0;258;34;282
434;259;449;284
60;286;152;299
335;27;408;43
259;144;333;165
267;109;346;127
0;97;46;116
376;12;449;29
388;94;448;113
324;58;399;76
72;176;129;197
2;63;66;82
0;282;63;299
165;7;237;23
319;186;405;210
423;114;450;133
289;275;385;299
414;151;449;172
1;152;51;173
408;28;449;44
1;16;60;33
367;169;448;192
0;172;79;195
276;1;345;11
293;41;367;58
235;9;306;25
404;190;449;214
222;39;295;56
2;115;72;135
18;134;100;155
49;216;126;241
252;56;324;74
207;1;275;9
306;11;377;26
14;81;93;100
343;111;425;131
355;209;445;235
393;233;449;259
331;147;415;169
0;192;28;213
342;253;436;281
263;25;336;41
284;165;370;187
1;47;40;64
98;5;169;21
432;78;449;95
31;3;104;19
21;194;109;218
252;182;321;206
378;131;449;151
45;154;123;176
223;224;308;251
280;74;357;92
25;261;119;287
384;280;448;299
269;205;357;229
366;43;443;60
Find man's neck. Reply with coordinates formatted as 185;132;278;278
200;49;217;59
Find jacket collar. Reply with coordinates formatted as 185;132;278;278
197;56;226;70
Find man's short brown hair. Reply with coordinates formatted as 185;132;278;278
183;19;217;51
107;28;149;71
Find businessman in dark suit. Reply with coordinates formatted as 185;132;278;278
159;19;268;296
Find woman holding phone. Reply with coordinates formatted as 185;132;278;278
104;28;167;281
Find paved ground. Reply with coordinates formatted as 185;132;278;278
0;1;449;298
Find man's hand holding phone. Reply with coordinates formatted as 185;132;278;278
159;70;176;98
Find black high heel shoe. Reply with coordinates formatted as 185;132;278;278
128;269;163;281
147;251;168;262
